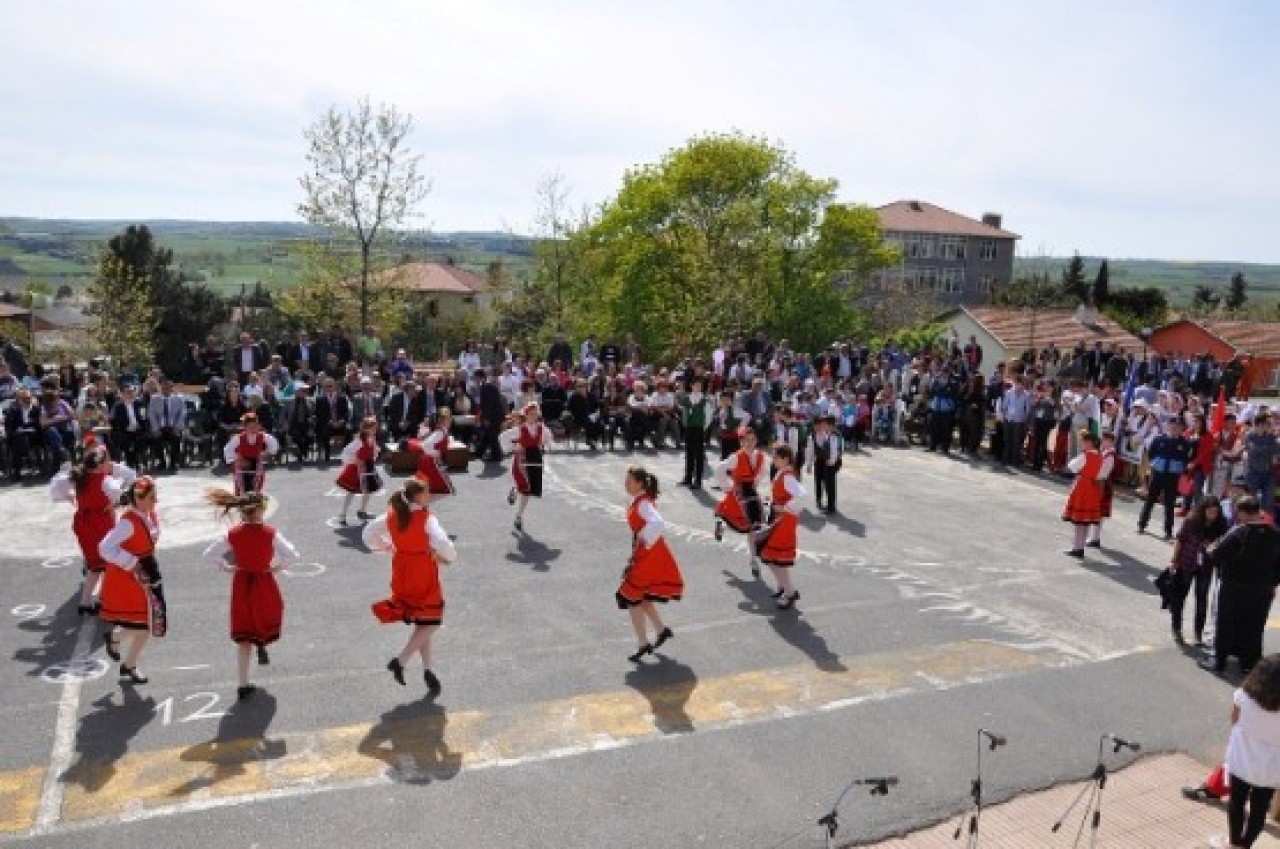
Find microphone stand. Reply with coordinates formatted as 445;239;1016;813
953;729;1004;849
1051;735;1138;849
817;776;896;849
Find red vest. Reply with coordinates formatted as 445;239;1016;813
627;495;652;536
120;511;156;557
731;449;763;484
517;424;544;450
77;470;111;512
387;508;432;557
228;523;276;573
237;432;266;460
356;435;377;462
771;470;794;507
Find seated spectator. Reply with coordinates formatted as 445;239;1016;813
648;379;680;448
216;383;248;460
147;378;187;472
284;382;315;462
389;349;415;380
0;362;18;401
77;385;110;438
4;388;42;477
264;354;291;390
38;385;76;469
626;380;652;450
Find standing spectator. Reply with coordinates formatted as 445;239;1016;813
358;324;383;364
476;370;507;462
1029;383;1059;471
1216;656;1280;849
1202;497;1280;675
0;361;18;400
322;325;353;368
927;365;959;454
546;333;574;372
600;338;621;368
388;348;415;381
1139;418;1194;539
1;334;31;378
1168;497;1230;646
232;332;268;385
1243;415;1278;519
147;379;187;472
999;376;1032;467
286;330;321;373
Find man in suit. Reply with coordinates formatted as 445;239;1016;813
285;331;321;374
386;381;426;442
147;378;187;471
351;376;384;432
314;376;351;462
110;384;147;467
4;388;41;478
284;382;315;463
477;370;507;462
231;332;268;385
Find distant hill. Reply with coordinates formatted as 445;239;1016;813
1012;256;1280;306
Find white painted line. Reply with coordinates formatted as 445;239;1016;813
33;615;95;832
172;664;211;671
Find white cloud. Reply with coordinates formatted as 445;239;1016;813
0;0;1276;261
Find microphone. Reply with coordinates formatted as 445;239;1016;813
981;729;1007;750
1105;734;1141;753
857;777;900;788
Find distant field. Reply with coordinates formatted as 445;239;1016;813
1014;257;1280;306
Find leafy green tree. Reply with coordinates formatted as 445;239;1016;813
1061;252;1089;302
272;241;406;344
1226;271;1248;311
1192;284;1220;310
1102;286;1168;334
298;97;430;331
573;133;894;357
86;254;156;370
1091;259;1110;306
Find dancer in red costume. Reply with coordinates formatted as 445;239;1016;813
410;409;456;497
713;427;770;578
756;445;805;609
364;479;458;696
203;489;299;699
501;403;555;532
1062;429;1105;558
98;476;165;685
616;466;685;663
223;412;279;495
50;434;136;615
335;417;384;525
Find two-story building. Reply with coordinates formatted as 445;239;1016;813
872;200;1019;306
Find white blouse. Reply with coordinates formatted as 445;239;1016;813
98;508;160;569
223;432;280;463
362;506;457;565
1227;688;1280;787
635;498;665;548
50;462;136;505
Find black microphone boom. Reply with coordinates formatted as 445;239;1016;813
1105;734;1141;753
980;729;1006;750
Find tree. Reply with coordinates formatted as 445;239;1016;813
1091;259;1110;306
1226;271;1248;311
1192;284;1220;311
86;253;156;370
298;97;430;331
1102;286;1168;335
272;241;407;349
1061;252;1089;303
573;132;895;356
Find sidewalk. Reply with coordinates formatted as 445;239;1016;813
855;753;1280;849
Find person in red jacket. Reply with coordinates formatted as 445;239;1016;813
50;434;136;614
1180;413;1218;514
203;489;299;700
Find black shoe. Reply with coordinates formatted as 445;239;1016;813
677;480;691;487
1085;539;1102;548
119;665;148;685
1181;785;1213;802
1172;628;1186;646
1163;533;1173;541
714;520;723;542
77;604;95;616
256;645;270;665
514;517;523;532
356;511;371;521
507;488;517;506
653;627;673;649
336;516;348;526
104;632;121;662
424;668;442;697
628;644;653;663
1194;634;1205;647
1137;526;1146;535
776;591;800;610
1064;548;1085;558
387;658;406;686
771;588;786;599
237;684;257;701
750;562;761;579
1198;658;1226;674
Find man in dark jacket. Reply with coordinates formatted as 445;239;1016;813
1201;497;1280;674
314;377;351;462
476;370;507;462
109;384;148;467
386;382;426;442
1138;419;1194;539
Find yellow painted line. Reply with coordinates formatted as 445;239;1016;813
8;639;1063;836
0;767;43;835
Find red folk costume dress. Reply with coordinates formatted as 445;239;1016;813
715;447;769;533
410;428;455;495
616;495;685;609
363;506;457;626
757;469;805;566
98;509;162;631
50;461;136;574
502;423;554;497
224;431;280;495
1062;448;1105;525
336;433;384;494
203;523;298;647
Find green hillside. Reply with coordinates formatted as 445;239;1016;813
1014;256;1280;306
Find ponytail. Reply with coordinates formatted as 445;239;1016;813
390;478;427;530
205;487;267;521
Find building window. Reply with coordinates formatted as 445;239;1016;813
979;240;997;261
940;268;965;294
905;235;935;259
978;274;996;296
916;267;938;292
939;236;967;261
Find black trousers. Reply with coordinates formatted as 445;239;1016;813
151;429;182;470
1139;471;1179;535
1030;419;1054;469
1169;569;1212;637
929;411;956;452
1215;582;1272;671
683;428;706;485
1229;773;1275;848
814;461;838;509
475;423;502;461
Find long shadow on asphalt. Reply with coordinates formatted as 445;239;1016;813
13;593;84;679
624;654;698;735
506;530;563;572
721;570;846;673
60;687;158;792
1072;545;1164;597
798;509;866;538
474;462;507;480
333;524;370;553
357;699;463;785
171;690;286;796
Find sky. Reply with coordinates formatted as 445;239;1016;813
1;1;1277;262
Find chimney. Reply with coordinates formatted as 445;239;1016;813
981;212;1002;229
908;200;923;211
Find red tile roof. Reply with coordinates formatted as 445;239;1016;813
1185;319;1280;358
877;201;1019;239
377;262;489;295
948;306;1142;351
0;303;57;332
